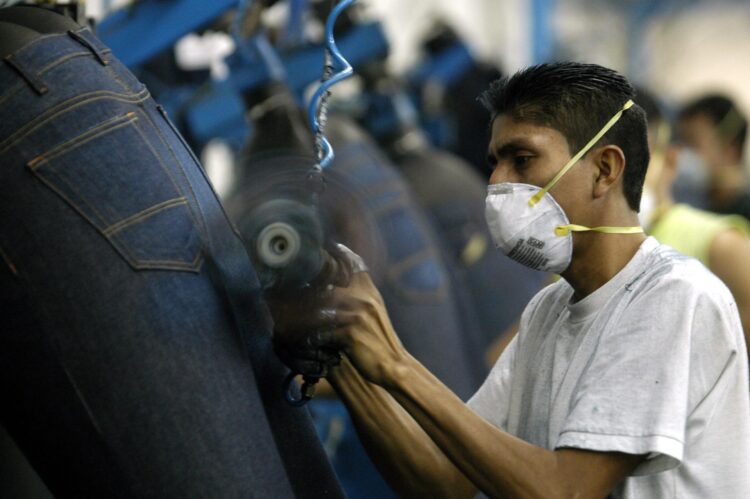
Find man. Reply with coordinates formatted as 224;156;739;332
639;89;750;362
677;94;750;220
280;63;750;498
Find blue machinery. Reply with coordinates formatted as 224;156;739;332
98;0;387;150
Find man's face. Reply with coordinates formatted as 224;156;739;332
677;114;726;174
486;114;592;225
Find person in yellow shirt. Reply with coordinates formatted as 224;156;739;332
638;89;750;360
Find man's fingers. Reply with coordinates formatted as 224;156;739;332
334;243;368;274
305;328;350;350
273;306;339;335
274;343;342;376
276;338;341;362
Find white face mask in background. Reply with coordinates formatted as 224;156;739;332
671;148;710;210
485;100;643;273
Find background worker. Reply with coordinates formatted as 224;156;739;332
639;89;750;361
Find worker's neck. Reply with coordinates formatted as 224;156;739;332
561;220;646;302
710;165;747;205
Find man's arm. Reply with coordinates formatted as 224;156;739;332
323;272;644;498
328;358;477;498
709;228;750;360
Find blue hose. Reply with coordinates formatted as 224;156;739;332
307;0;357;170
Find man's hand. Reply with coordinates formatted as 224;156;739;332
267;243;367;378
267;286;341;378
315;270;409;387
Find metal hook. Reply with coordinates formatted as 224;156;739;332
283;371;320;407
307;0;357;171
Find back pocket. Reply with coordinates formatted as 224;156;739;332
27;111;203;272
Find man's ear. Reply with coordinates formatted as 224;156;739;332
591;145;626;199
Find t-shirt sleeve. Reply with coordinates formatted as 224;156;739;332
555;272;736;476
467;333;518;431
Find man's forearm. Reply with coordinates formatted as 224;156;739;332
328;358;475;499
382;354;642;499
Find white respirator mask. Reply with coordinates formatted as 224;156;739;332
485;100;643;274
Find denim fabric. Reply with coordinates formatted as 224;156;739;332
0;28;342;499
324;117;488;397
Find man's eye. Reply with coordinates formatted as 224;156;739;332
486;155;498;171
514;155;533;167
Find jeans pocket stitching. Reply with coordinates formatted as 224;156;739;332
154;105;244;240
129;112;208;242
27;111;204;272
112;251;204;272
29;169;110;237
37;51;93;76
147;106;211;240
28;112;138;169
0;88;149;154
102;196;188;236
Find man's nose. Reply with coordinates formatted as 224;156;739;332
489;166;513;185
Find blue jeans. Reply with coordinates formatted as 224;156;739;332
0;27;342;498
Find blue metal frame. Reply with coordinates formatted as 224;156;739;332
97;0;240;67
185;22;387;147
281;0;309;48
531;0;555;64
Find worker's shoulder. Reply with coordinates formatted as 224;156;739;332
633;239;733;304
670;203;750;234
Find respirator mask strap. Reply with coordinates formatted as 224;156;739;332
529;99;635;207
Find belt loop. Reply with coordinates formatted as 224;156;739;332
67;29;110;66
3;54;48;95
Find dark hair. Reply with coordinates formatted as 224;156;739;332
479;62;649;212
678;94;747;151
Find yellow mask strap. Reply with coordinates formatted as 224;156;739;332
529;99;635;207
555;224;644;237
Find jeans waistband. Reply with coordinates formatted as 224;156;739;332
1;27;111;96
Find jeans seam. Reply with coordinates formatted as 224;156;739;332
130;112;205;237
154;105;246;241
59;363;106;439
103;197;188;236
141;106;211;243
0;244;18;276
28;112;138;169
105;63;135;94
0;88;149;154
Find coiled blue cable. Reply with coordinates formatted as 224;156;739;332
307;0;357;171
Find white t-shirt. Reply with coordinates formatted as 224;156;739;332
469;237;750;498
